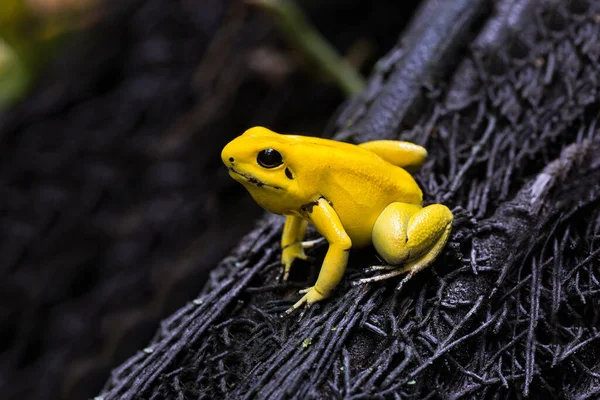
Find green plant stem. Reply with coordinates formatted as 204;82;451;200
250;0;365;96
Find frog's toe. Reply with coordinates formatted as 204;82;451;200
353;267;408;286
285;294;310;314
395;273;414;293
363;264;397;273
298;286;312;294
280;264;292;282
301;237;326;249
285;286;327;314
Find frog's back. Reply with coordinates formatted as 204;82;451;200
290;136;422;204
289;137;422;246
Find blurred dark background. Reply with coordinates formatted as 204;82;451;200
0;0;421;398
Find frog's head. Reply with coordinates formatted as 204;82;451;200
221;126;301;211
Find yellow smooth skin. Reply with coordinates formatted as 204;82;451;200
221;127;453;313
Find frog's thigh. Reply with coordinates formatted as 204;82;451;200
372;202;453;266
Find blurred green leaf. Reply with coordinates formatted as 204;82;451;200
0;38;30;107
0;0;98;109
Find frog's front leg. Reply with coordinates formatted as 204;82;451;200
286;198;351;314
281;215;308;281
359;202;453;290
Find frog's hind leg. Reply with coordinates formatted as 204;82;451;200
356;202;453;290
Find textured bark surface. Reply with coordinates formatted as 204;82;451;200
97;0;600;399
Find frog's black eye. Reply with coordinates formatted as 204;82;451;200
257;148;283;168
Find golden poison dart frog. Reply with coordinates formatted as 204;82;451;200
221;127;453;313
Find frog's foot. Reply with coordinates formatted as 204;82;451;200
285;286;327;314
353;267;408;286
354;262;417;291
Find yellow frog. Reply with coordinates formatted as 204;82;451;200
221;127;453;313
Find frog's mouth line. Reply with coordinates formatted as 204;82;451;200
228;167;282;190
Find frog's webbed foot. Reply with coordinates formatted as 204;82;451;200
285;286;326;315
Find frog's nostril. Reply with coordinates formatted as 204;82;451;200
229;157;234;163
